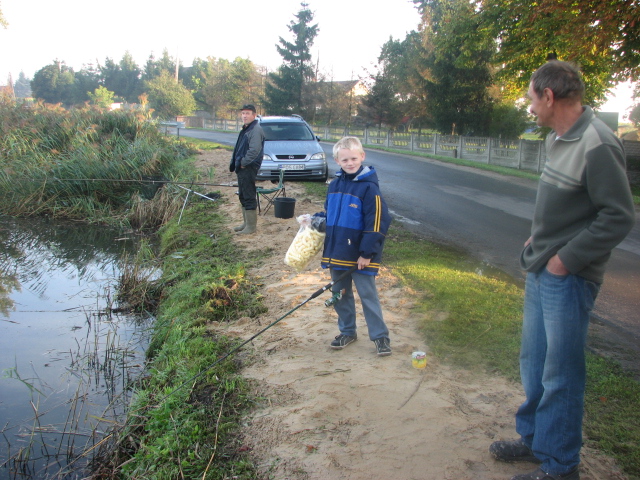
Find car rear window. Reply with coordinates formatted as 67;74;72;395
261;123;315;141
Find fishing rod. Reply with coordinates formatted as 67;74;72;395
152;265;358;408
32;177;240;188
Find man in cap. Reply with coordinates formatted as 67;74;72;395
229;104;265;234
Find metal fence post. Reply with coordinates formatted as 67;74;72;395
487;137;492;165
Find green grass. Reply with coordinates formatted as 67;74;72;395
181;137;233;151
584;356;640;477
384;227;524;381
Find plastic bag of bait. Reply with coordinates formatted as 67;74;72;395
284;214;326;271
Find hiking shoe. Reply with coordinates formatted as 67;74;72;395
490;439;540;463
511;467;579;480
374;337;392;356
330;334;357;350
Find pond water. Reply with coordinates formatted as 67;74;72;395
0;217;152;479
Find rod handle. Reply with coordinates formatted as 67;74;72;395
309;265;358;300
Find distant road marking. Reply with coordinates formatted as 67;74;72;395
389;210;420;225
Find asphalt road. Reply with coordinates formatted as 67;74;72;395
178;128;640;373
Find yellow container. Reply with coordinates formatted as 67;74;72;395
412;351;427;369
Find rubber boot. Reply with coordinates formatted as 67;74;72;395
238;209;257;234
234;207;246;232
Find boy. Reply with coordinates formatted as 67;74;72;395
320;137;392;356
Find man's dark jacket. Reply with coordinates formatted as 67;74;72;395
230;119;264;172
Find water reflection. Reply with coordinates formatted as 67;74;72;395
0;216;151;479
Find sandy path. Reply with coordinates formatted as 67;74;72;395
195;149;626;480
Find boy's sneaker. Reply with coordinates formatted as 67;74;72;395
374;337;392;356
490;439;540;463
510;467;579;480
330;334;357;349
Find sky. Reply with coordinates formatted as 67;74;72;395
0;0;419;82
0;0;635;121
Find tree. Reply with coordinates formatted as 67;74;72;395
191;57;262;117
145;71;196;119
358;72;403;129
630;83;640;127
88;86;115;109
142;49;177;82
31;61;77;105
480;0;640;104
100;52;142;103
13;71;32;98
73;64;100;104
263;2;319;116
416;0;496;135
487;103;530;139
377;31;430;130
311;77;360;126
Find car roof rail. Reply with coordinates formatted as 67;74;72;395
291;114;304;120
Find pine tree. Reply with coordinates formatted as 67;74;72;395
263;2;318;117
13;72;32;98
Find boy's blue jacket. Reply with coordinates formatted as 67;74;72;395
321;165;391;275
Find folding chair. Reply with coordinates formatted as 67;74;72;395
256;168;286;215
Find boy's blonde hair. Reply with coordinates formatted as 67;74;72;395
333;136;364;158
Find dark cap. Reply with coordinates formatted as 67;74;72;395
240;104;256;113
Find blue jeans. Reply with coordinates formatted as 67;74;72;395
330;268;389;341
516;269;600;475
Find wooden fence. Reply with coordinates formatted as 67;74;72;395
178;116;640;174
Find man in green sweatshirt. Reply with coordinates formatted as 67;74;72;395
489;61;635;480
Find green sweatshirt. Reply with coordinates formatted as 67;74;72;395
520;106;636;283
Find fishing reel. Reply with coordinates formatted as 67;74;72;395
325;289;346;307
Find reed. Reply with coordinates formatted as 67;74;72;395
0;102;196;223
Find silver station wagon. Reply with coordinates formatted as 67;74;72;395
257;115;328;181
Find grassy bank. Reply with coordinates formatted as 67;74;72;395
96;200;264;479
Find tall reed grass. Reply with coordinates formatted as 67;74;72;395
0;102;196;225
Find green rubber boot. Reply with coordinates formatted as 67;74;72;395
233;207;246;232
238;209;257;234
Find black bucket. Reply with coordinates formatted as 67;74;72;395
274;197;296;219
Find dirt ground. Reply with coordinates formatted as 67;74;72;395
194;149;627;480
